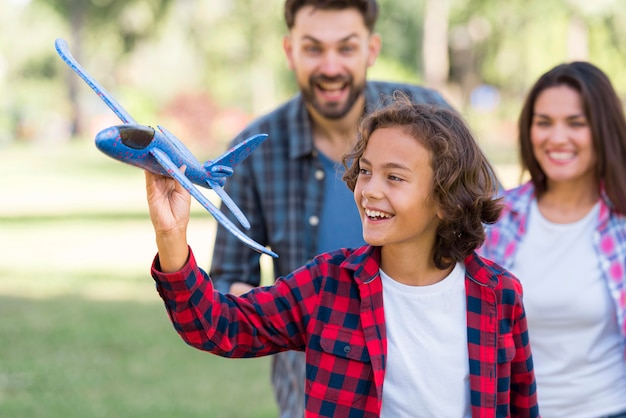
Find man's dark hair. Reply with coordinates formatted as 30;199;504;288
284;0;378;31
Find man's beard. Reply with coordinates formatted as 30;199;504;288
301;74;365;120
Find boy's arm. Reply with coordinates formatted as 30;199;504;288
145;161;311;355
151;248;311;357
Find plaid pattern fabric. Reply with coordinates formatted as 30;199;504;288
208;81;449;416
478;181;626;360
152;245;539;417
209;81;449;292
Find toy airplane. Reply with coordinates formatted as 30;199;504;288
54;38;277;258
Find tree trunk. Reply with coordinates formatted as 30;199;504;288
422;0;450;91
567;14;589;61
68;1;85;139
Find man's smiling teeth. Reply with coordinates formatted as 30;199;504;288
548;151;575;161
319;81;345;91
365;209;392;219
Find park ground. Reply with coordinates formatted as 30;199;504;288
0;142;277;418
0;140;519;417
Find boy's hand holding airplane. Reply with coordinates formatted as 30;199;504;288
145;167;191;273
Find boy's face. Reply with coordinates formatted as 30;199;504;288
283;6;381;120
354;126;441;252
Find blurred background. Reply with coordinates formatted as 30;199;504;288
1;0;625;416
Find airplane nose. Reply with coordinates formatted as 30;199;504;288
94;126;122;152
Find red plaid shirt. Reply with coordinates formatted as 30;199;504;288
152;245;538;417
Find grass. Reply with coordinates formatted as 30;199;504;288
0;141;278;417
0;138;520;417
0;295;277;418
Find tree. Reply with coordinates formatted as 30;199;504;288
37;0;172;137
422;0;450;92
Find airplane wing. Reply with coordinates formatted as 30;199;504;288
55;38;136;124
150;147;278;258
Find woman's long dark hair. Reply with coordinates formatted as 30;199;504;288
518;61;626;214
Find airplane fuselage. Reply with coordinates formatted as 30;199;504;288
95;125;212;188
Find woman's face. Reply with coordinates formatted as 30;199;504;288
530;84;598;189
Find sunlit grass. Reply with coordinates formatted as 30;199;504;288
0;141;277;417
0;295;277;418
0;137;520;417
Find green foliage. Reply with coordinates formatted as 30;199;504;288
370;57;422;85
36;0;173;51
376;0;425;73
3;0;626;163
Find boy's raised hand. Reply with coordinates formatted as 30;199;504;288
145;168;191;273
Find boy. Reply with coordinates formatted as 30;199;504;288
146;98;538;417
211;2;448;411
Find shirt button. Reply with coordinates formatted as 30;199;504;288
309;216;319;226
344;345;351;354
315;169;325;180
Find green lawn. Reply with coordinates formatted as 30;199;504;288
0;138;520;417
0;295;277;418
0;142;277;417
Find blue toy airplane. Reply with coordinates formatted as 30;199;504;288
55;38;277;258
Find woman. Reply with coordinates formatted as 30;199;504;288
479;61;626;417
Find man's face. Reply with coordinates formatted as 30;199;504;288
284;6;381;120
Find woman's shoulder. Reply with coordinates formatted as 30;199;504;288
493;182;535;221
502;181;534;202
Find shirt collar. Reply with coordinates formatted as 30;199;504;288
341;246;499;289
510;180;614;223
465;252;502;288
341;245;381;285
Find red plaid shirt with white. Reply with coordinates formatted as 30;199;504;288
152;245;539;417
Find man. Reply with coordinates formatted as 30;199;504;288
210;1;448;416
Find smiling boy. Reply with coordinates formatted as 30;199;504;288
209;3;448;412
146;98;538;417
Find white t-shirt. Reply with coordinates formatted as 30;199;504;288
512;200;626;418
380;262;471;418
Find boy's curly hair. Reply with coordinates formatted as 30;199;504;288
343;93;503;269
